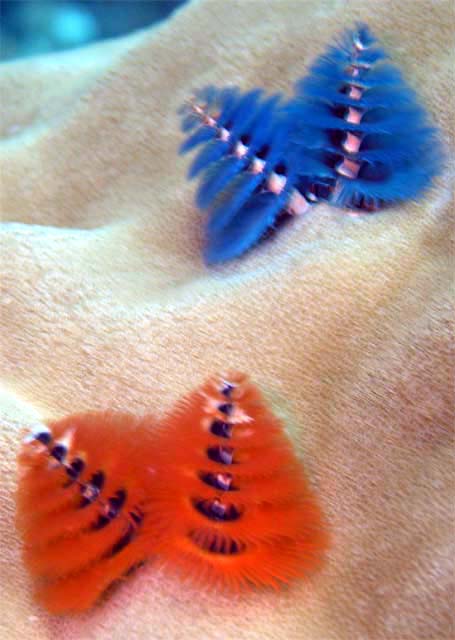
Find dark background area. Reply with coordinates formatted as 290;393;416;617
0;0;188;61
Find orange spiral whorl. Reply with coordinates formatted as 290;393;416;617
148;373;329;591
16;411;158;613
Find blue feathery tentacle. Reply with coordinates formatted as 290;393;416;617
292;23;443;211
179;87;318;264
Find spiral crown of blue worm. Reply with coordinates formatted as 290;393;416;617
178;23;443;265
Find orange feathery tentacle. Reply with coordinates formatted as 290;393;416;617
16;411;159;614
147;372;329;591
35;537;152;614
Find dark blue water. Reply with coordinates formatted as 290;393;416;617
1;0;188;61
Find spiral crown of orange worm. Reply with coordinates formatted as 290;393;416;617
149;372;329;590
16;411;158;614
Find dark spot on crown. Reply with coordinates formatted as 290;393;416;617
108;523;135;556
199;471;238;492
50;443;67;463
208;536;244;554
274;162;287;176
130;508;144;525
193;499;242;522
256;144;270;160
220;382;234;398
65;457;85;480
210;419;233;438
188;530;246;555
218;403;233;416
93;514;111;530
91;470;105;490
35;431;52;446
207;445;235;465
79;470;105;507
107;489;127;517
